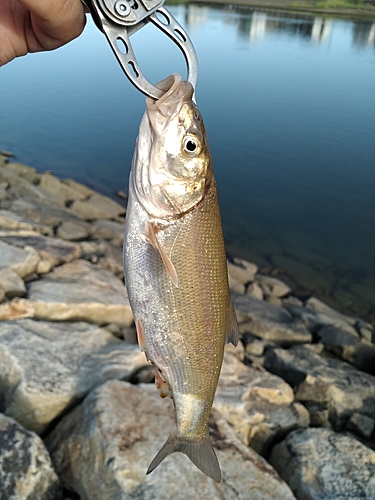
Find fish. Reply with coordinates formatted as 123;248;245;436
123;73;239;482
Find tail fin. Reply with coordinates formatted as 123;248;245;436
146;432;221;482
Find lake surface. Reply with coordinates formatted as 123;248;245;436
1;4;374;320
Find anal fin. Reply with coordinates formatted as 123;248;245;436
154;368;172;399
146;222;179;288
226;300;239;346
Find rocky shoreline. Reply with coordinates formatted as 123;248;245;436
0;152;374;499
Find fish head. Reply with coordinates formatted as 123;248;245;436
132;74;212;219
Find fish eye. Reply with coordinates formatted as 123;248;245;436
183;135;202;157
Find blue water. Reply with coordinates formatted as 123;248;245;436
0;5;374;319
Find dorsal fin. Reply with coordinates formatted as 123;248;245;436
146;222;179;288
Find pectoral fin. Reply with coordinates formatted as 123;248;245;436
226;300;239;346
154;368;172;399
146;222;179;288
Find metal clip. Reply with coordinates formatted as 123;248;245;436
84;0;198;99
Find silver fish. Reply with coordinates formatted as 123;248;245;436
123;74;239;482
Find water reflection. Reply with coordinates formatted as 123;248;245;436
185;4;375;48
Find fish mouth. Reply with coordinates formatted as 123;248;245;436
146;74;194;119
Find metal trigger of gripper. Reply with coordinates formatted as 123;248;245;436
83;0;198;100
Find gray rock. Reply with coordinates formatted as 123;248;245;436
316;324;360;357
285;303;358;334
264;295;283;306
213;352;309;455
305;296;357;326
0;240;40;278
90;219;125;246
0;413;62;499
347;412;375;440
0;166;64;207
70;194;125;220
232;293;312;346
79;239;124;276
56;220;90;241
255;274;291;298
63;179;95;197
282;296;303;307
357;320;375;344
2;162;40;184
27;259;132;326
46;380;296;500
7;197;85;228
0;209;53;235
227;273;246;294
0;319;148;434
38;173;86;204
342;340;375;375
264;345;375;431
0;267;26;298
0;232;81;267
304;402;330;427
227;258;258;284
247;282;264;300
270;428;375;500
0;186;9;201
0;288;5;304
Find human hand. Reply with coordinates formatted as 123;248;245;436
0;0;86;66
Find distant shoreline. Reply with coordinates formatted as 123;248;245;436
188;0;375;18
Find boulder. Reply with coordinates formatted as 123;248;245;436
255;274;291;298
0;413;62;499
38;173;86;204
342;340;375;375
0;267;26;298
56;220;91;241
269;428;375;500
346;412;375;440
0;299;34;321
0;319;148;434
63;179;95;197
264;345;375;432
232;293;311;346
0;232;81;267
27;259;132;326
214;352;309;455
305;297;357;325
2;162;40;183
0;209;53;235
0;240;40;278
316;324;360;357
227;259;258;284
70;194;125;220
246;282;264;300
90;219;125;246
46;380;296;500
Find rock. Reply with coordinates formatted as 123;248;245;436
247;282;264;300
241;332;275;357
0;413;62;499
316;324;360;357
2;162;40;183
264;295;282;307
90;219;124;246
357;320;375;344
232;293;312;346
0;267;26;298
213;352;309;455
304;402;330;427
63;178;95;197
0;319;148;434
305;296;357;326
7;197;85;228
27;259;133;326
269;428;375;500
227;273;246;294
0;186;9;201
79;239;124;276
56;220;90;241
38;173;86;204
227;259;258;284
264;345;375;431
0;209;53;235
285;302;357;334
0;232;81;267
0;298;35;320
46;380;296;500
282;296;303;307
0;240;40;278
224;339;245;361
255;274;291;298
37;259;53;275
0;288;5;304
347;412;375;440
70;193;125;220
342;340;375;375
0;166;64;207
